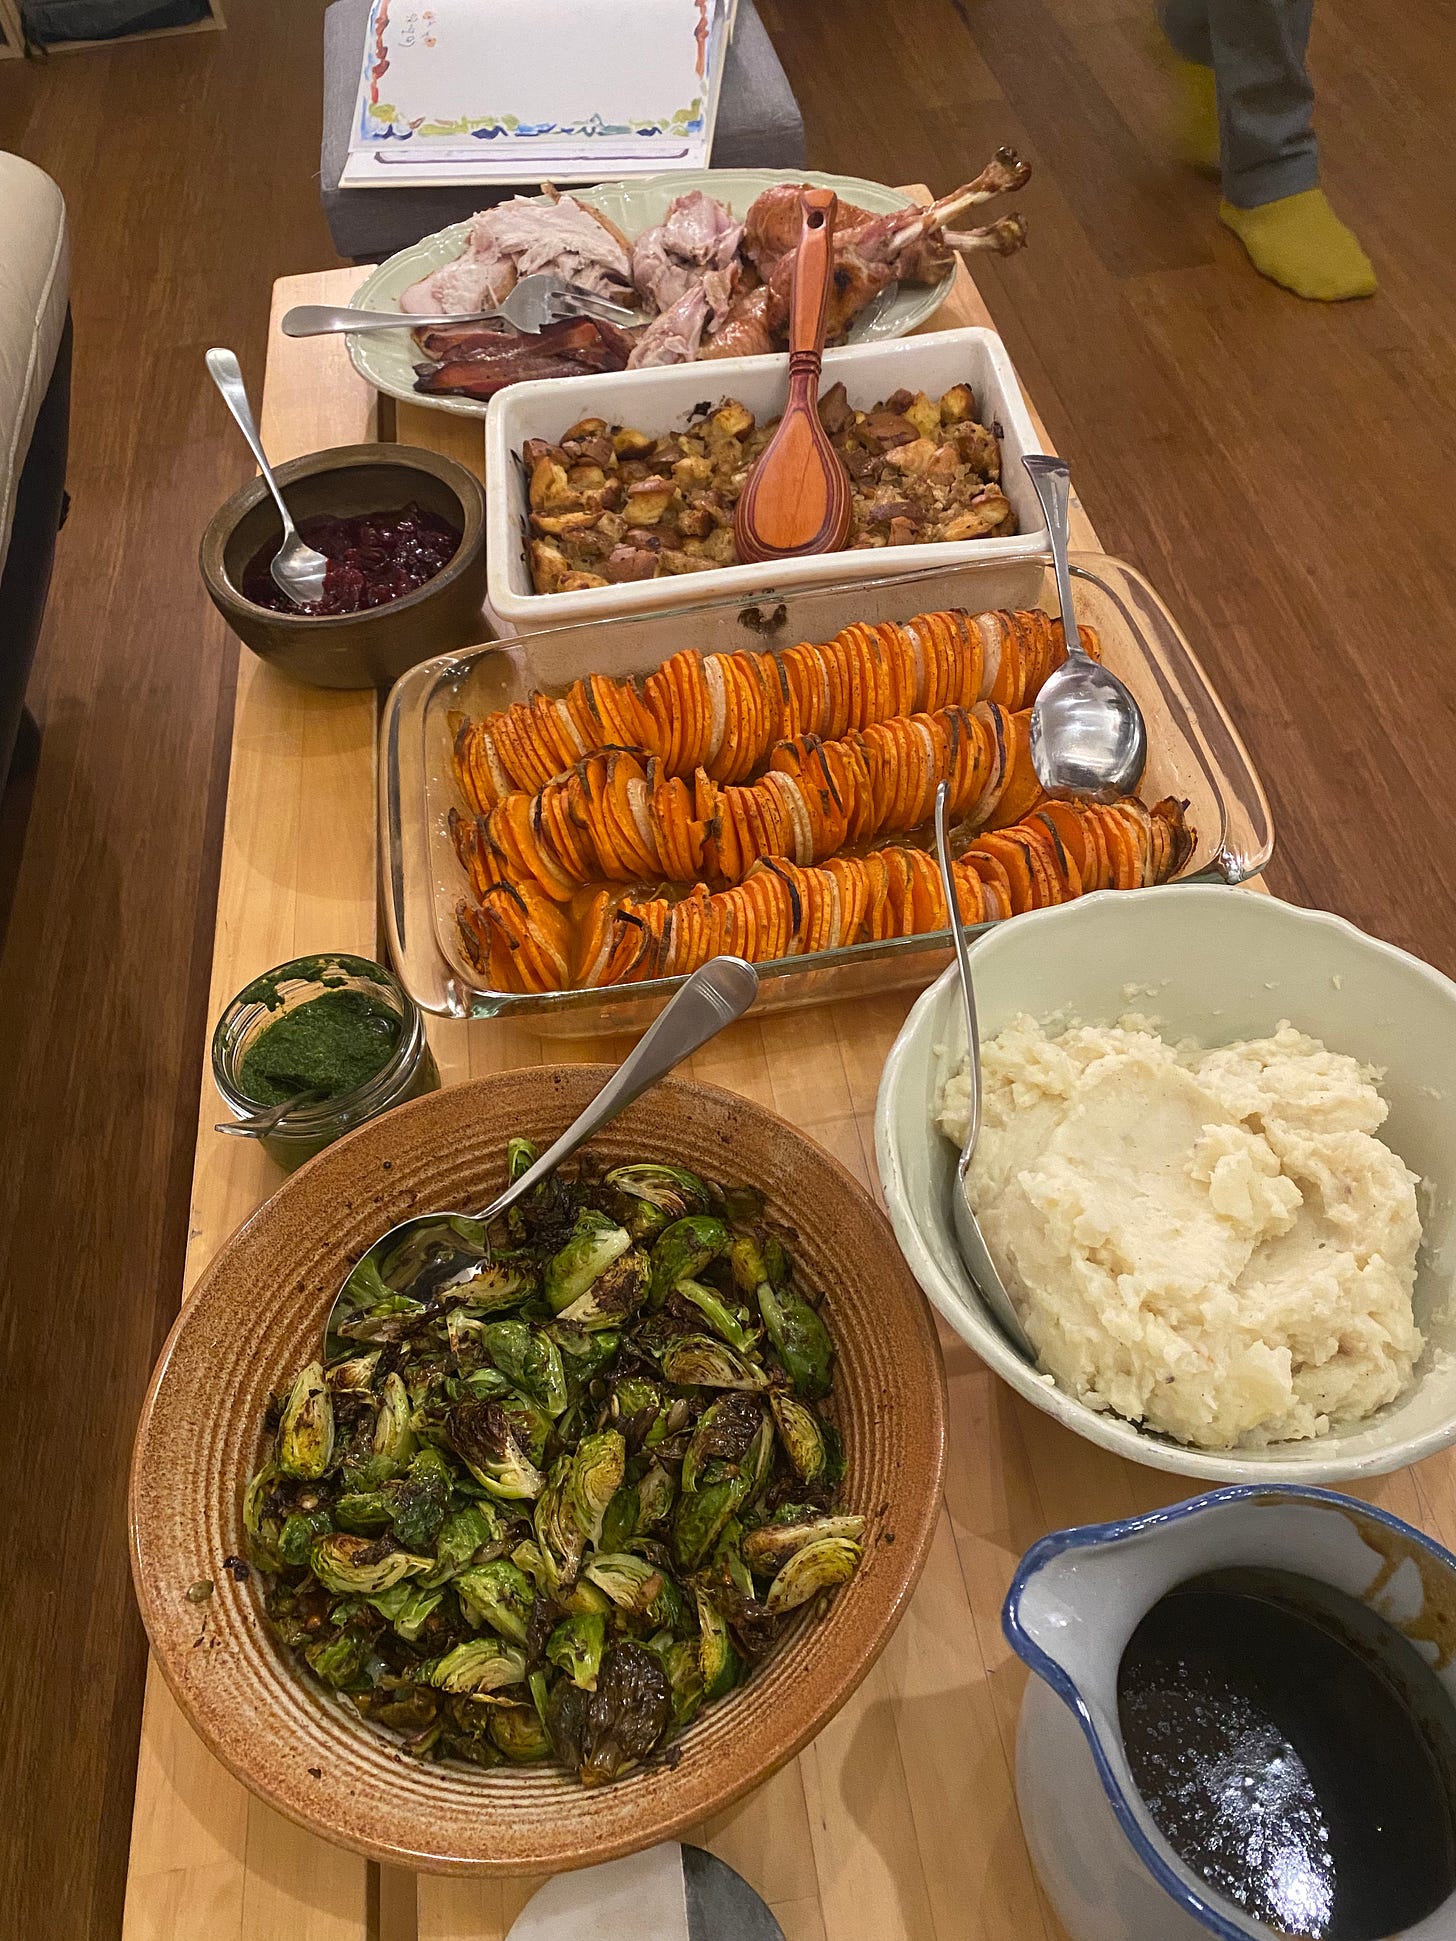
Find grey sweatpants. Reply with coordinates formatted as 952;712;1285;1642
1160;0;1319;208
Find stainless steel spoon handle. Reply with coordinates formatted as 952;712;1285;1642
932;783;982;1157
477;957;759;1225
1022;454;1087;661
205;347;298;542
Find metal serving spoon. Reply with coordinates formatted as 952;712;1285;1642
932;782;1037;1361
281;274;641;339
1022;454;1147;801
323;955;759;1361
205;347;330;607
215;1086;324;1139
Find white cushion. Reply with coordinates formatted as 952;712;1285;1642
0;152;69;573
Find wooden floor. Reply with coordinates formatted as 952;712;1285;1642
2;1;1454;1934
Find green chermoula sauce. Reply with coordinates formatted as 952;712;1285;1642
238;989;402;1107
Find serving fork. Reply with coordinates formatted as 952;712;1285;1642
281;273;640;339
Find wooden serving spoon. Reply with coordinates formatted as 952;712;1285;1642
733;187;852;564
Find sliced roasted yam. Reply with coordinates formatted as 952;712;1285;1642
973;832;1035;914
1150;795;1194;879
904;847;947;933
1028;808;1084;901
969;701;1011;825
982;708;1043;831
1091;804;1141;890
572;887;618;986
1034;799;1090;878
823;856;867;948
1107;797;1154;885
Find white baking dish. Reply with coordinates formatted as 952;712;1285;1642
483;325;1049;635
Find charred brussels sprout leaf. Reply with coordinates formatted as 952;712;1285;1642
577;1642;671;1786
446;1399;544;1501
681;1395;765;1493
660;1333;768;1391
599;1481;639;1553
567;1430;626;1547
420;1504;498;1587
278;1362;334;1480
368;1581;445;1642
427;1638;528;1694
326;1350;381;1391
673;1474;749;1572
304;1632;370;1689
756;1281;835;1401
546;1611;607;1690
546;1676;591;1772
372;1371;416;1465
476;1319;568;1417
556;1248;649;1331
544;1210;632;1312
764;1537;862;1612
388;1445;452;1551
310;1534;432;1595
456;1559;535;1644
648;1216;728;1302
674;1277;758;1352
489;1702;552;1762
606;1162;710;1219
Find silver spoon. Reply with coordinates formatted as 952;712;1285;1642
215;1087;325;1140
1022;454;1147;802
205;347;330;607
932;782;1037;1361
324;955;759;1361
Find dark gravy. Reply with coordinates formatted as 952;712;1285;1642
1117;1566;1456;1939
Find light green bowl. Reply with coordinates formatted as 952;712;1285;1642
875;885;1456;1484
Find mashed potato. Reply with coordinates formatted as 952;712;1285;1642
936;1017;1422;1448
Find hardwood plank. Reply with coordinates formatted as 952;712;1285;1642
0;11;345;1937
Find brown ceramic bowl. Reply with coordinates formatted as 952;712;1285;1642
130;1067;946;1875
199;444;486;690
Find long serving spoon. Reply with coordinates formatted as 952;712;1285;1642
733;187;852;565
932;782;1037;1361
205;347;331;607
323;956;759;1361
1022;454;1147;801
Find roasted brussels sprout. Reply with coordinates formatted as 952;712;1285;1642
428;1638;528;1693
310;1534;432;1595
372;1372;417;1465
455;1559;534;1643
567;1430;626;1546
544;1209;632;1311
764;1536;862;1612
252;1145;862;1788
756;1280;835;1401
278;1362;334;1480
446;1399;545;1501
649;1216;728;1302
547;1610;607;1690
660;1334;768;1391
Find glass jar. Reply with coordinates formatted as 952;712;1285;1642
212;952;440;1172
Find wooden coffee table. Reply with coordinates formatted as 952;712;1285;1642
120;205;1451;1941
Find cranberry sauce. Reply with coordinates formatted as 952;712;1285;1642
240;501;461;616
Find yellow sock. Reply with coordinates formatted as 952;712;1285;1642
1173;58;1220;172
1220;190;1377;300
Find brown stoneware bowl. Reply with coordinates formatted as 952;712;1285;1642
199;443;486;690
130;1066;947;1875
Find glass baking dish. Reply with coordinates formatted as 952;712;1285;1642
381;552;1273;1032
